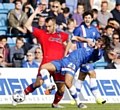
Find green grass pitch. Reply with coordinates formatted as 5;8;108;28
0;104;120;110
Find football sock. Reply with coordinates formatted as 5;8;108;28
69;85;80;105
40;69;51;85
75;79;83;95
53;91;64;104
90;78;100;100
24;83;36;95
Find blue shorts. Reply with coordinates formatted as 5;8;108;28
51;60;77;77
80;64;94;73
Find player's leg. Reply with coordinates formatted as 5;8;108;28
24;77;43;95
65;73;87;108
87;70;106;104
75;71;87;95
24;63;56;95
52;83;65;108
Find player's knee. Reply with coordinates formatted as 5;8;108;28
40;69;50;77
88;71;96;78
65;80;72;89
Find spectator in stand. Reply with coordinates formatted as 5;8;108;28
39;0;49;17
104;25;114;41
65;19;75;42
0;54;5;68
7;0;28;37
104;32;120;64
107;18;120;35
105;43;120;69
38;16;46;29
111;0;120;25
72;3;84;27
8;37;24;63
97;1;113;30
111;32;120;46
34;47;43;66
63;7;72;24
48;0;67;30
22;3;34;17
22;51;38;68
77;0;92;11
0;36;13;67
91;9;99;30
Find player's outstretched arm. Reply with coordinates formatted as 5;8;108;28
64;40;72;56
72;36;95;47
24;5;43;33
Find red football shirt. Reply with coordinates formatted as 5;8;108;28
32;27;68;65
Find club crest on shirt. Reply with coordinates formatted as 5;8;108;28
49;36;62;44
93;32;95;36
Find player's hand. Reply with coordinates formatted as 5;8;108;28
35;5;43;14
87;40;95;47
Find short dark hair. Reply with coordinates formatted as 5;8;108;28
107;18;116;23
83;10;93;19
63;7;70;14
92;9;98;14
112;32;120;38
105;25;113;30
45;16;56;23
15;0;22;4
77;2;84;8
0;35;7;41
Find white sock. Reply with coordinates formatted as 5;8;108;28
75;80;83;95
69;85;80;105
40;69;51;85
90;78;100;100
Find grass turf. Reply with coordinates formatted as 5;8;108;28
0;104;120;110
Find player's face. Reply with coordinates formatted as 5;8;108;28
45;20;56;33
95;38;106;49
84;15;93;27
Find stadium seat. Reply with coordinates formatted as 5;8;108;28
0;3;4;9
0;9;8;14
66;0;78;13
0;14;7;26
7;37;15;47
94;56;108;69
0;31;6;35
3;3;15;11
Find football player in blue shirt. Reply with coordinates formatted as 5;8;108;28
39;35;113;108
65;10;105;105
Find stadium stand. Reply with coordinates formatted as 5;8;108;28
3;3;15;11
66;0;78;13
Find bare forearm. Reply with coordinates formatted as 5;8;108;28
64;41;72;56
24;12;37;29
72;36;89;43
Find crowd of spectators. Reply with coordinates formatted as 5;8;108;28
0;0;120;69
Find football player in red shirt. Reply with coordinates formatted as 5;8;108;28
23;6;68;108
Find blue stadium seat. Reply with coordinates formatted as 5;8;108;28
7;37;15;47
0;9;8;14
0;14;8;33
66;0;78;13
0;31;6;35
94;57;108;69
3;3;15;11
0;3;4;9
0;14;7;26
